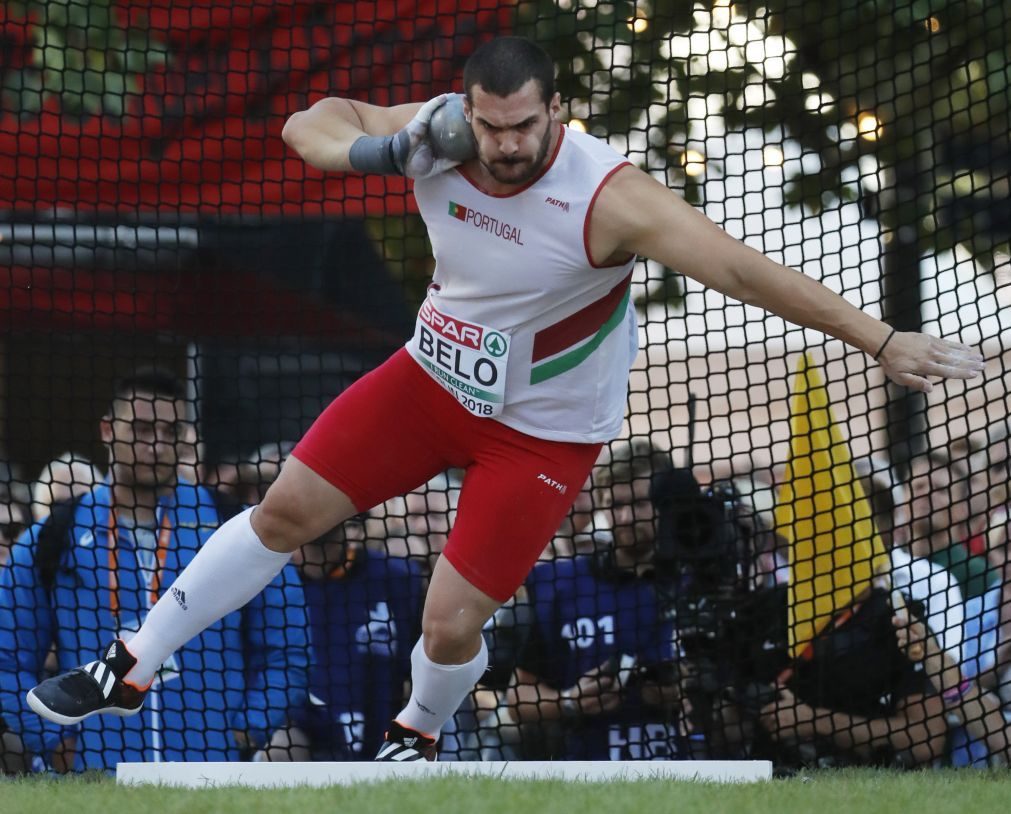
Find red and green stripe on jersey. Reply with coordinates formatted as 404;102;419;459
530;271;633;384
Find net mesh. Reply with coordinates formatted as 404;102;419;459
1;0;1009;771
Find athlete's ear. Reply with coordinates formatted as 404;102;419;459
549;92;561;120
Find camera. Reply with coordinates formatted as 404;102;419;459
648;467;787;756
649;468;754;638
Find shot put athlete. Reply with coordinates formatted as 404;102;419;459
28;36;984;761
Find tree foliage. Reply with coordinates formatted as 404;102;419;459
2;0;170;118
517;0;1010;268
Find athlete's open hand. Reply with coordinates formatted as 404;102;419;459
876;332;984;393
391;94;466;179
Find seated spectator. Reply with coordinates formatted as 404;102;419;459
375;472;461;579
0;367;309;771
854;456;965;665
506;438;684;760
966;419;1010;551
0;501;28;569
892;596;1011;767
29;452;104;522
759;587;947;768
545;475;597;560
902;451;1003;763
257;516;426;761
907;451;997;601
729;474;788;590
204;441;298;513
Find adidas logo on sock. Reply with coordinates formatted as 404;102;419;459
171;587;188;611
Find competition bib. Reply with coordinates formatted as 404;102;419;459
411;298;510;417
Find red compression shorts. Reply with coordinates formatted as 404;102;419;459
291;348;602;602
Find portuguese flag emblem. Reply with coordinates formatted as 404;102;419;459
448;201;468;221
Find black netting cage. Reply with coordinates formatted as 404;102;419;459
0;0;1009;773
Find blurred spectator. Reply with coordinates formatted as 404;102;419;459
759;587;947;768
903;450;1003;760
729;475;788;590
0;459;31;518
853;456;965;664
967;419;1010;532
907;451;997;601
29;453;104;523
0;367;309;771
205;441;298;513
0;501;28;569
375;472;461;578
892;597;1011;767
257;517;426;761
506;438;684;760
545;475;597;560
175;421;202;486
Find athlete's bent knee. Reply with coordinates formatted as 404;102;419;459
421;617;484;665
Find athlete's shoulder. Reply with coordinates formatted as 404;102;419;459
562;126;632;169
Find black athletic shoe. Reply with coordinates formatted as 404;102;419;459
375;721;438;762
26;639;149;726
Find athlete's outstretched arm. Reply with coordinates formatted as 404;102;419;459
593;166;984;392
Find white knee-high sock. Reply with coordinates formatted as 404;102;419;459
122;507;291;686
394;636;488;738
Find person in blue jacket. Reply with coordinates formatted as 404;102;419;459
0;367;309;771
256;516;426;761
506;438;686;760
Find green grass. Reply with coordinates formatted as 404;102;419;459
2;769;1010;814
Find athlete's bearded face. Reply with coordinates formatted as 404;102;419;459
465;80;561;186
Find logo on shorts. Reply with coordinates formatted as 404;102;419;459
537;473;568;495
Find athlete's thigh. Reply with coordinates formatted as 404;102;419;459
441;429;602;602
256;456;360;545
290;348;459;512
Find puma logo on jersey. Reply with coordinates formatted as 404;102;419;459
545;196;570;212
537;474;568;494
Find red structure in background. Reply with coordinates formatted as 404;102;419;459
0;0;513;216
0;1;513;335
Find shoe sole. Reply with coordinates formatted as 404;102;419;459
26;688;143;726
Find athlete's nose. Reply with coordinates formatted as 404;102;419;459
497;132;520;156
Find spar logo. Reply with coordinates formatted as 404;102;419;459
419;299;483;348
484;332;507;357
448;201;524;246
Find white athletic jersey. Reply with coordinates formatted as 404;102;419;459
407;125;639;443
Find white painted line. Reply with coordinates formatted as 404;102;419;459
116;760;771;787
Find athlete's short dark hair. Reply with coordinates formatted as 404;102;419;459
463;37;555;105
